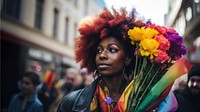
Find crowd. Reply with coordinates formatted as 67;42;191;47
7;68;94;112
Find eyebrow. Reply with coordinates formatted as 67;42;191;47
98;43;121;49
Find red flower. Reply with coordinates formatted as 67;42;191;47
167;28;177;34
154;34;170;51
154;50;169;63
155;25;167;34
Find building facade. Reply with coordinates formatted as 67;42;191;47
0;0;105;110
165;0;200;65
166;0;200;90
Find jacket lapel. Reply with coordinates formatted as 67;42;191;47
72;77;101;112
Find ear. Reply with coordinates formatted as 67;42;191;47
125;57;132;66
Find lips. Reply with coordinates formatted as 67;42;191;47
98;63;111;69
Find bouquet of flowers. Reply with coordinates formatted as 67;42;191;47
124;22;191;112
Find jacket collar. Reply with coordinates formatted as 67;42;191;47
72;77;101;112
19;90;38;102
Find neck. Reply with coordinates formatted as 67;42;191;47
102;75;124;97
22;90;37;100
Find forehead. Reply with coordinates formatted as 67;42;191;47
22;77;32;83
190;76;200;80
99;36;123;47
66;71;77;77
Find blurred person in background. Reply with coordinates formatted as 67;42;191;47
83;71;94;86
174;65;200;112
74;69;84;88
8;71;43;112
74;68;94;90
59;68;81;94
49;68;81;112
172;74;187;91
38;69;57;112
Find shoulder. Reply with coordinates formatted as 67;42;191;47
173;88;188;100
13;93;21;98
57;89;82;112
64;89;83;103
57;78;100;112
29;98;43;112
35;98;43;107
10;93;21;102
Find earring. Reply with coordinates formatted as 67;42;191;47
122;67;126;75
123;67;128;80
93;69;99;78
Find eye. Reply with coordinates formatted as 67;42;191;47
96;48;102;54
109;48;118;53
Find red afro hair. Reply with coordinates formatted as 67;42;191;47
75;7;144;73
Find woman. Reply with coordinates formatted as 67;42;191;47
57;8;178;112
8;72;43;112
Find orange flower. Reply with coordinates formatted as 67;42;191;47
154;34;170;51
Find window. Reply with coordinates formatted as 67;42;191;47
85;0;88;15
65;17;69;44
35;0;44;30
2;0;21;19
74;23;77;38
53;8;59;38
74;0;78;7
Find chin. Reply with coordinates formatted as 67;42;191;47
190;89;200;96
99;72;111;76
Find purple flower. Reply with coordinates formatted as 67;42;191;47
165;32;187;60
104;97;113;104
145;20;152;27
165;32;183;44
168;44;187;60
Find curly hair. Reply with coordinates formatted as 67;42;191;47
75;7;144;73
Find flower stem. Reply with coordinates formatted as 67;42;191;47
127;44;139;112
134;68;161;111
130;58;150;111
128;57;147;112
133;43;139;78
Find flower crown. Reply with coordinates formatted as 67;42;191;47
128;21;187;64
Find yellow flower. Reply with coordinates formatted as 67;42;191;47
128;27;158;45
143;27;159;39
128;27;145;45
139;39;159;59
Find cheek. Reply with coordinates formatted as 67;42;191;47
95;55;98;64
197;82;200;88
26;83;35;89
111;54;126;66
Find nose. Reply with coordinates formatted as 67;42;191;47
99;50;108;60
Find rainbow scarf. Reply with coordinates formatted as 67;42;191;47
90;57;190;112
90;79;126;112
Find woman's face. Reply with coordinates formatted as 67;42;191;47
95;36;128;76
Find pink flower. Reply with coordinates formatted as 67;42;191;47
148;24;156;29
154;50;169;63
155;25;167;34
154;34;170;51
167;28;177;34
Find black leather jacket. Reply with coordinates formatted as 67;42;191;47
57;78;101;112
